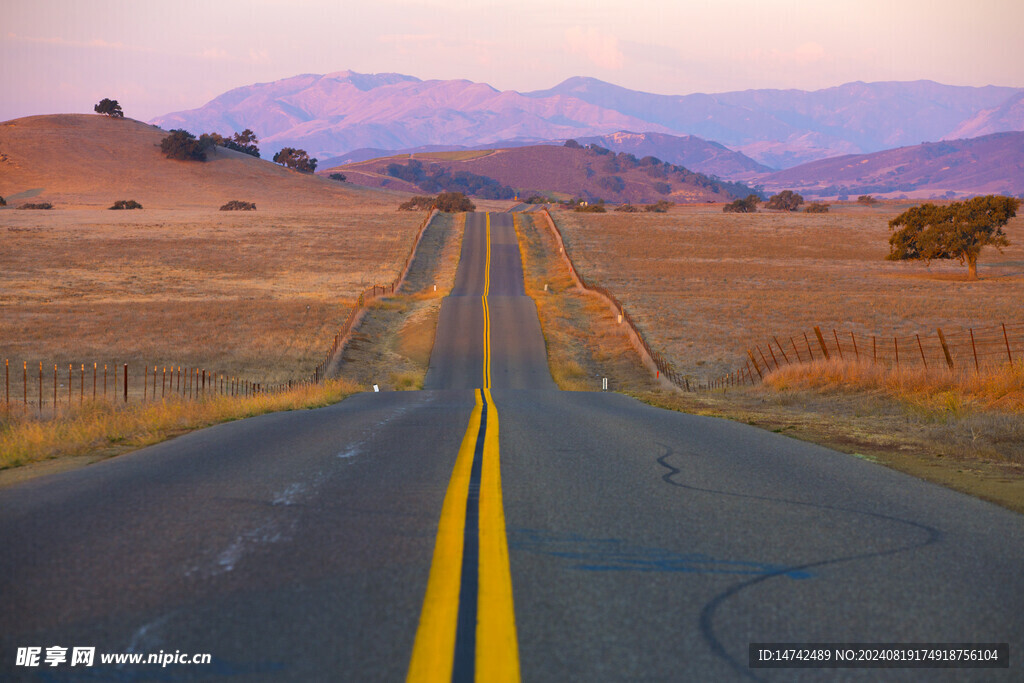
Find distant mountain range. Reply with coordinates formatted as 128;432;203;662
758;131;1024;199
150;71;1024;170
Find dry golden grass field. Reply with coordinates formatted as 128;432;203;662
0;207;426;403
552;202;1024;383
0;114;432;408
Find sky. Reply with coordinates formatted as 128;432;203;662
2;0;1023;122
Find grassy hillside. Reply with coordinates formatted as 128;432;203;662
327;144;756;204
0;114;392;209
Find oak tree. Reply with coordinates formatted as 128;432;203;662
887;195;1019;280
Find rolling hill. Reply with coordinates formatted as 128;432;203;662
327;144;753;204
757;131;1024;199
151;71;1023;169
0;114;383;209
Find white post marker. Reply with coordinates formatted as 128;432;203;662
602;377;608;391
433;284;437;291
373;384;379;392
544;284;548;291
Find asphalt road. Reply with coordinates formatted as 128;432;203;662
2;212;1023;681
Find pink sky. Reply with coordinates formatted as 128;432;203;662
2;0;1023;122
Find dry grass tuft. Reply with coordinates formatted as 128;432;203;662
0;378;360;470
765;359;1024;415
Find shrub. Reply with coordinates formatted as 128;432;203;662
766;190;804;211
564;139;582;149
645;200;673;213
805;202;830;213
398;196;436;211
0;195;5;207
434;192;475;213
857;195;879;206
329;173;346;182
220;200;256;211
615;204;639;212
94;98;124;118
524;195;549;204
160;129;211;162
723;194;760;213
109;200;143;210
18;202;53;210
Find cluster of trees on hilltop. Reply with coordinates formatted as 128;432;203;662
563;140;760;200
386;159;514;199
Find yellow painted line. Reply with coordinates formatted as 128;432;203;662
476;387;520;681
483;213;492;389
407;390;483;682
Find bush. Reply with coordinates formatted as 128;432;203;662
160;129;211;162
94;98;124;118
220;200;256;211
564;139;582;149
805;202;830;213
109;200;143;210
645;200;673;213
723;194;760;213
615;204;639;212
329;173;346;182
857;195;879;206
434;192;475;213
0;195;5;207
398;196;436;211
766;190;804;211
18;202;53;210
524;195;549;204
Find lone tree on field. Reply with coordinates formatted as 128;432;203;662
766;190;804;211
273;147;317;173
887;195;1019;280
94;98;124;118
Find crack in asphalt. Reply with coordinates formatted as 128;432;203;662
654;443;944;681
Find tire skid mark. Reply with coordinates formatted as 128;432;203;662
655;443;944;681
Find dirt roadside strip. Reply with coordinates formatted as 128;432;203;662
326;209;438;378
539;208;680;391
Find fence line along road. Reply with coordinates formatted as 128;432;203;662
539;209;1021;394
2;210;440;416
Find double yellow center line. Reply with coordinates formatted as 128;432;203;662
408;214;520;682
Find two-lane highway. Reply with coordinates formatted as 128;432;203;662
2;212;1023;681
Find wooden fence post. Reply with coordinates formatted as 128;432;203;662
68;363;72;405
747;351;763;380
790;337;802;362
23;361;27;407
144;365;148;402
773;336;790;364
894;338;900;367
93;363;97;400
872;336;877;364
123;364;128;403
757;346;773;371
53;364;57;409
813;326;830;359
38;362;42;413
804;332;814;360
833;329;844;360
969;328;979;372
916;334;928;369
1003;323;1014;366
765;343;780;369
850;332;859;361
937;328;954;369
